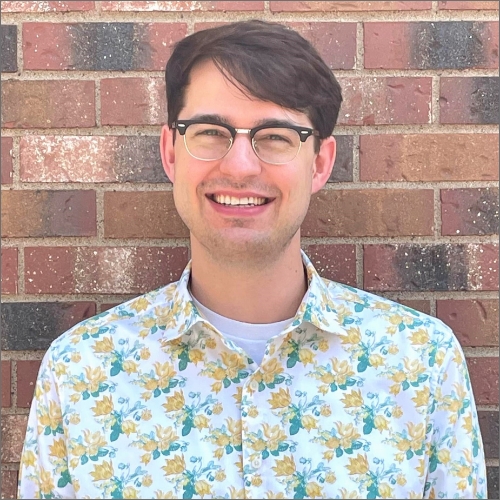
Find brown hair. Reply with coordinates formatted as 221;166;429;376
165;20;342;140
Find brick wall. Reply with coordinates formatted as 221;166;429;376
1;1;498;497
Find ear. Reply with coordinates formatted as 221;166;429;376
311;136;336;194
160;124;176;183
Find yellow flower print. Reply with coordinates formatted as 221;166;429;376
163;391;185;412
92;395;114;416
90;460;114;481
409;328;430;345
320;404;332;417
323;450;335;461
403;357;426;383
154;362;177;389
193;414;209;430
205;337;217;349
130;296;150;312
251;474;263;486
70;352;81;363
141;454;151;465
407;422;426;450
188;349;204;364
39;400;62;431
325;436;340;450
368;354;385;368
462;413;473;433
325;471;336;484
262;423;287;451
233;386;243;404
259;358;284;384
72;379;87;393
332;358;355;385
340;327;361;345
268;388;292;409
435;350;445;366
141;409;152;421
154;490;176;499
264;493;285;499
69;413;80;425
272;455;296;476
228;486;246;499
155;425;179;450
412;386;430;407
341;389;363;408
346;454;369;475
318;339;329;352
396;473;407;486
391;370;406;384
123;360;139;375
389;384;401;396
336;423;361;448
378;483;393;498
221;351;247;379
437;449;451;464
92;336;114;353
69;393;81;404
84;366;107;393
305;482;323;498
54;363;67;377
22;450;36;468
374;415;389;432
73;478;80;493
142;475;153;487
162;454;186;475
212;402;223;415
387;344;399;355
122;420;138;437
82;430;106;455
139;347;151;360
392;405;403;418
123;486;139;498
338;487;359;499
39;468;55;495
416;458;426;477
301;415;318;431
195;479;212;497
49;438;66;459
299;348;314;365
214;470;226;482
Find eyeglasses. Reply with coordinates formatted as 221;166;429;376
172;120;319;165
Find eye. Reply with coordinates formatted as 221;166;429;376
259;133;292;144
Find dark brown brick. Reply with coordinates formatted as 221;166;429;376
303;244;356;286
271;1;431;11
101;77;166;126
2;360;12;408
23;22;187;71
2;1;94;11
439;1;499;9
467;357;499;405
20;136;167;183
487;467;499;500
440;77;499;124
24;246;189;294
1;247;18;295
104;191;188;239
16;360;42;408
365;22;498;70
479;411;499;459
395;299;431;315
1;190;97;238
1;80;95;128
360;134;499;182
330;135;353;183
441;188;499;236
0;470;18;499
437;300;498;347
1;414;28;462
1;302;96;351
303;189;434;237
1;137;14;184
338;77;432;125
101;1;264;10
1;25;17;72
364;243;498;292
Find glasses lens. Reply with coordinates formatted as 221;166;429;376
253;127;301;164
185;123;232;160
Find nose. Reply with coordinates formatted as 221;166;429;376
218;134;262;178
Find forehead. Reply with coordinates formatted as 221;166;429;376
181;60;312;127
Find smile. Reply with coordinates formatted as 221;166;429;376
210;194;270;207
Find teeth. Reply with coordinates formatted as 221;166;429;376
213;194;267;206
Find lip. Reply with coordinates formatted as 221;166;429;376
207;190;274;199
206;194;274;216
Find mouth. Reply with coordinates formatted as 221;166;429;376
208;194;272;207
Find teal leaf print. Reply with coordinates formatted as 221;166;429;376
357;354;369;373
178;350;189;371
57;469;72;488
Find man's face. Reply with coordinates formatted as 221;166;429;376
160;60;336;266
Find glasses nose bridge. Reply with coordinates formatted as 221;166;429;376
230;127;256;153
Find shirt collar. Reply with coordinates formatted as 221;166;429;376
161;250;343;342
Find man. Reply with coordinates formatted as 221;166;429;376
19;20;486;499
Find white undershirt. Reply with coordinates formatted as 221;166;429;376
191;294;293;365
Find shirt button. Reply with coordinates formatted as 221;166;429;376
251;456;262;469
249;379;259;392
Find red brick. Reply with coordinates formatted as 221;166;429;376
396;300;432;315
364;22;498;70
101;77;166;126
0;470;18;499
24;246;189;294
2;361;12;408
271;1;431;11
1;80;95;128
16;360;42;408
338;77;432;125
303;189;434;237
1;414;28;462
20;136;166;184
100;1;264;10
104;191;188;238
303;244;356;286
1;247;18;295
1;190;97;238
439;1;499;9
467;357;499;405
441;188;499;236
23;22;187;71
2;1;94;11
437;300;499;347
1;137;14;185
360;134;499;182
364;243;498;292
440;77;498;124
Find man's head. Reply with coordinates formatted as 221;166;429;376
160;21;342;267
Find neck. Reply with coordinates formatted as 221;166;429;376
189;235;307;324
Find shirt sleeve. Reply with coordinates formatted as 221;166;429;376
18;348;75;499
424;330;487;499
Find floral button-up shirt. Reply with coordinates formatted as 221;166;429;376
19;253;486;499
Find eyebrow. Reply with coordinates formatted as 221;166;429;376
186;113;306;129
